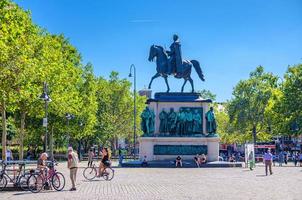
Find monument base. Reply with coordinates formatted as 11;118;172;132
139;136;219;162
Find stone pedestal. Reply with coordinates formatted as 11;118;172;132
139;92;219;162
139;136;219;162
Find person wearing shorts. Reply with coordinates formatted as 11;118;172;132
99;148;111;177
68;147;79;191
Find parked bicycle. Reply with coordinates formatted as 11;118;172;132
83;161;114;181
0;161;32;191
27;160;65;193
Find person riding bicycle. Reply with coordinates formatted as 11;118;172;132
98;147;111;177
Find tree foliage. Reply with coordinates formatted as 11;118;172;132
228;66;279;143
0;0;145;158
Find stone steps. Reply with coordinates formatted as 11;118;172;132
122;160;243;168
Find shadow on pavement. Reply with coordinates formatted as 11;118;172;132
82;179;106;182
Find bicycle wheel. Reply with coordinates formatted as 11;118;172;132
0;174;8;191
51;172;65;191
102;167;114;181
19;174;30;191
27;174;43;193
83;167;97;180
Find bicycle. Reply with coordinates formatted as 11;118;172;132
83;161;114;181
27;160;65;193
0;161;32;191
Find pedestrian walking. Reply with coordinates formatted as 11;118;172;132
264;149;273;176
278;151;284;167
293;152;298;167
248;151;255;170
272;152;276;166
88;149;94;167
284;151;288;165
299;153;302;167
68;147;79;191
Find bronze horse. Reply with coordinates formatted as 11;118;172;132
148;45;205;92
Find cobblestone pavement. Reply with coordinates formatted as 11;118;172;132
1;162;302;200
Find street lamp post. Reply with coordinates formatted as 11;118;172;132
129;64;137;159
78;122;84;161
40;82;51;153
65;113;75;147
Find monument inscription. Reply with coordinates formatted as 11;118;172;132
154;145;208;155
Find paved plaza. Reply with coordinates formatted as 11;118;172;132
1;162;302;200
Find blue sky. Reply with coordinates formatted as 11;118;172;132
14;0;302;102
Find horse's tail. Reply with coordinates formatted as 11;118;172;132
191;60;205;81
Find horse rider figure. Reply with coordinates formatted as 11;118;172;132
167;34;182;77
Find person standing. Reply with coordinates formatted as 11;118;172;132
278;151;284;167
118;145;124;167
67;147;79;191
6;148;13;161
264;149;273;176
87;149;94;167
26;147;32;160
293;152;298;167
284;151;288;165
299;152;302;167
272;152;277;167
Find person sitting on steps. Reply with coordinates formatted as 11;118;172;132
194;154;200;168
200;154;207;164
175;156;182;167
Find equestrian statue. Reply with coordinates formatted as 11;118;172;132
148;34;205;93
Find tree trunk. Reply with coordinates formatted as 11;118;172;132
253;126;257;145
19;111;26;160
1;100;7;161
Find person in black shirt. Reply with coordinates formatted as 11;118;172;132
175;156;182;167
98;148;111;177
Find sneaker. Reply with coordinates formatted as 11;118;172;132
69;188;76;191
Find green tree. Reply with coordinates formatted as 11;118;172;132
228;66;278;144
95;72;146;153
197;89;216;101
0;0;39;159
272;64;302;137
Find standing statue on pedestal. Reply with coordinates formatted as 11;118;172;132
159;109;168;133
205;107;217;135
141;107;155;135
167;108;177;135
176;108;186;136
185;108;193;134
192;109;202;133
149;109;155;134
148;35;205;93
